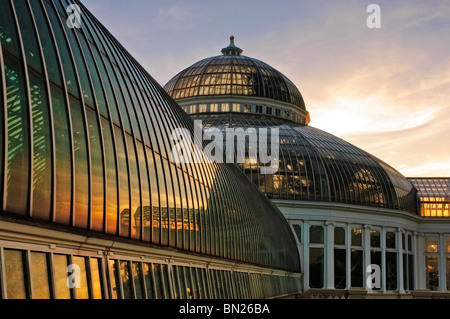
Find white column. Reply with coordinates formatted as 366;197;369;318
346;224;351;290
363;225;371;290
397;228;405;293
416;233;426;289
326;221;335;289
303;220;310;290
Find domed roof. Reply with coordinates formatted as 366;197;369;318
164;37;306;113
193;113;418;215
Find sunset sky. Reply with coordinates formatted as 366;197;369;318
82;0;450;178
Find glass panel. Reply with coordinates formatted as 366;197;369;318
4;52;30;216
386;252;397;291
132;262;144;299
120;260;133;299
370;230;380;248
13;0;42;72
0;0;21;55
29;0;62;85
351;228;362;247
334;248;346;289
4;249;27;299
127;134;140;240
29;68;52;221
447;257;450;291
109;259;120;299
101;118;118;235
425;237;439;253
370;251;382;290
54;254;71;299
185;267;193;299
292;224;302;243
309;226;324;244
87;109;104;232
70;98;89;229
351;249;363;287
161;264;171;299
90;258;103;299
50;84;71;225
143;263;155;299
309;247;324;288
153;264;163;299
115;127;130;238
176;266;186;299
426;256;439;291
43;0;79;98
72;256;89;299
334;227;345;246
386;232;396;249
30;252;51;299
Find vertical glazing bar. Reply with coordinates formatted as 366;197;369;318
9;0;34;217
0;247;5;299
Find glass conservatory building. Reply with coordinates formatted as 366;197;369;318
165;37;450;299
0;0;302;299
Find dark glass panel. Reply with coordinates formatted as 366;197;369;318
29;0;62;85
309;247;324;288
351;249;363;287
370;250;382;291
136;141;150;242
4;51;30;215
70;97;89;229
101;117;117;235
161;264;171;299
371;230;381;248
53;254;71;299
4;249;27;299
309;225;324;244
86;109;104;231
13;0;42;72
43;0;79;98
153;264;163;299
29;68;52;221
0;0;21;56
120;260;133;299
334;248;346;289
334;227;345;246
386;232;396;249
30;252;51;299
351;228;362;247
147;149;160;244
60;16;94;107
50;83;71;225
132;262;144;299
143;263;155;299
386;252;398;291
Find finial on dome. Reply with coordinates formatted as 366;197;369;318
221;35;243;56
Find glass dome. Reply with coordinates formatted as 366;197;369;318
191;113;418;215
164;37;306;114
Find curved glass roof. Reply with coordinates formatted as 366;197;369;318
192;113;418;214
0;0;300;272
164;38;306;113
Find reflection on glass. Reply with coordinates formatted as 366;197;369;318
309;247;324;288
143;263;155;299
109;259;120;299
370;230;381;248
72;256;89;299
4;249;27;299
90;258;103;299
426;256;439;291
351;228;362;247
54;254;71;299
425;237;438;253
120;261;133;299
30;252;51;299
133;262;144;299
